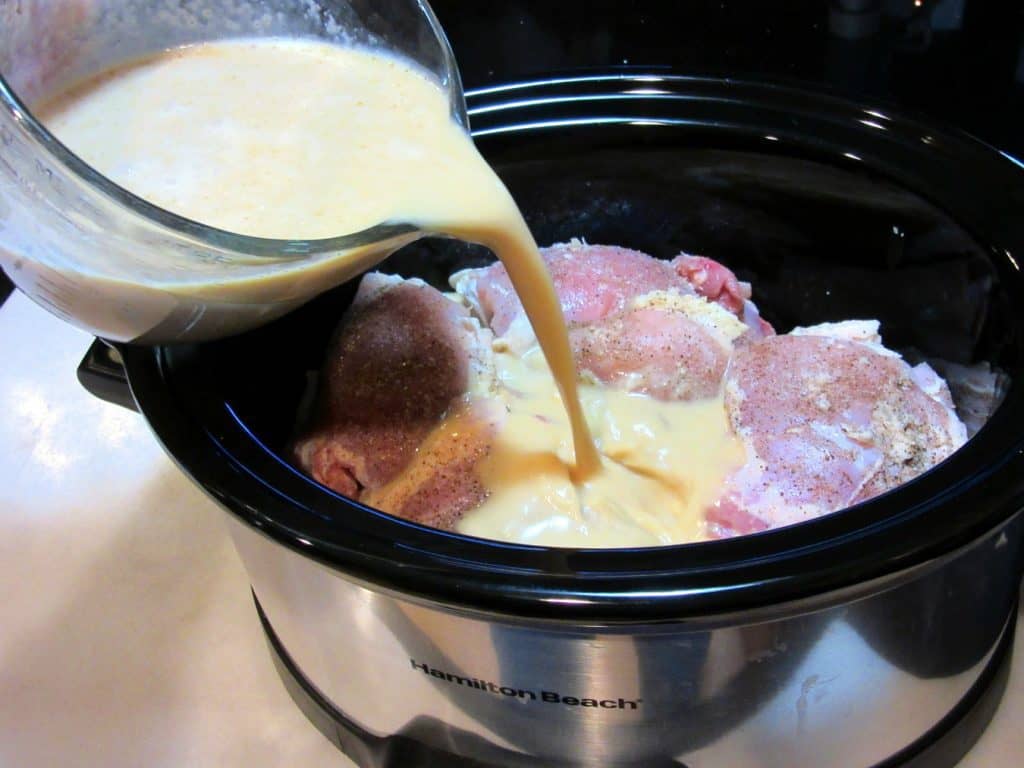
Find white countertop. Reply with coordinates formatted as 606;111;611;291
0;290;1021;767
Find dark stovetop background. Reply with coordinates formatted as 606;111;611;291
2;0;1022;307
432;0;1024;153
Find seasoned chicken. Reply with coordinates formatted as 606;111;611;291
295;243;971;544
291;273;497;528
452;241;701;353
671;254;773;338
454;240;768;400
568;293;744;401
707;323;967;537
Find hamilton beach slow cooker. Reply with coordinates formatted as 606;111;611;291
66;72;1024;767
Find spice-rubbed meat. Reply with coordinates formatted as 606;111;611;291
359;400;497;529
671;254;774;338
291;273;497;528
453;241;770;399
452;241;701;353
569;294;745;401
294;243;971;544
708;322;967;538
453;241;772;353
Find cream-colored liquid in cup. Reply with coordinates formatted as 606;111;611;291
37;38;742;546
39;37;600;477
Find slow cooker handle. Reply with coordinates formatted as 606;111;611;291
77;339;138;412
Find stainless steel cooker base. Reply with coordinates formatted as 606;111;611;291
257;594;1016;768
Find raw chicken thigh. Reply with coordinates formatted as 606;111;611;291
708;321;967;537
453;241;770;352
453;240;769;401
292;242;970;542
453;242;696;356
292;273;498;528
569;300;735;401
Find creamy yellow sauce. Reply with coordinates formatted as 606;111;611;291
460;347;743;546
360;338;744;546
36;38;743;547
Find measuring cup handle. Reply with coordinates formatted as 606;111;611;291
77;339;137;412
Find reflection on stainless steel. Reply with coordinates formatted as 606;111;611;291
225;511;1021;766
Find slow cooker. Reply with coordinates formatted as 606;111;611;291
73;68;1024;767
0;0;1013;765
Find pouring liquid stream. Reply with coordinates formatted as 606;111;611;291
435;220;603;480
37;38;606;482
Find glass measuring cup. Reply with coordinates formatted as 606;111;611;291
0;0;467;343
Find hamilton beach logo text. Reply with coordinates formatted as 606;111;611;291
410;659;642;710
